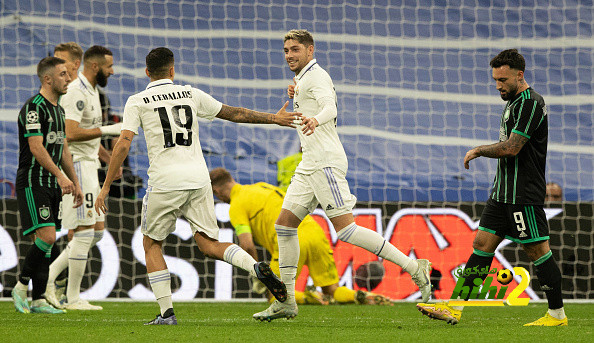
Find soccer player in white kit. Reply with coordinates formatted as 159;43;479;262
95;47;301;325
253;30;433;321
45;46;122;311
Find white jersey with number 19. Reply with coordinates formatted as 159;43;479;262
122;79;222;190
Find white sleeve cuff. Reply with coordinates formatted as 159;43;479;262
99;123;122;136
313;97;337;126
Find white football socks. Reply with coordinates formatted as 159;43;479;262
275;224;300;301
48;243;70;285
148;269;173;316
337;223;418;274
67;229;94;303
548;307;566;320
223;244;258;278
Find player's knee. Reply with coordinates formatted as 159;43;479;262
523;241;549;262
42;235;56;245
279;202;308;224
36;229;56;245
471;238;488;252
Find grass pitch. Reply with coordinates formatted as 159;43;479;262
0;301;592;342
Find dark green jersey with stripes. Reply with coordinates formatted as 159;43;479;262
16;93;66;189
490;88;548;205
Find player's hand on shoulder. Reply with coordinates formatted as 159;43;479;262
275;101;302;128
301;117;319;136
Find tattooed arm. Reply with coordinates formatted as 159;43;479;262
464;133;529;169
216;101;301;128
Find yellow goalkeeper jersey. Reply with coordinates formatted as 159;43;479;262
228;182;322;254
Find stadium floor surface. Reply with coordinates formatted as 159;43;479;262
0;301;592;342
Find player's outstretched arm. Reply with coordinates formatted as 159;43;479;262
65;119;102;142
464;132;528;169
95;130;135;215
215;101;302;128
60;140;83;208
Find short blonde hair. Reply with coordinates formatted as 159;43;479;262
54;42;83;62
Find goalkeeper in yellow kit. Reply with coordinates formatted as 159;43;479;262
210;167;391;305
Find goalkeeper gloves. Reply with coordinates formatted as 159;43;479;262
99;123;122;136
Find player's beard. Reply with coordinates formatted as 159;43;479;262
96;69;109;87
53;81;68;96
500;85;517;101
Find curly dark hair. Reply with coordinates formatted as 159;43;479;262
490;49;525;71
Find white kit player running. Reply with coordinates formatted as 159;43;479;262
253;30;433;322
45;45;122;311
95;47;301;325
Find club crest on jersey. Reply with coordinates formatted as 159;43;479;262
39;206;50;220
76;100;84;111
26;111;39;123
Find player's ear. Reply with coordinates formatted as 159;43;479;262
307;44;314;57
169;65;175;79
74;59;81;70
145;68;150;78
43;73;52;85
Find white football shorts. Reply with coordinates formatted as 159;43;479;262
62;160;104;229
283;167;357;219
141;184;219;241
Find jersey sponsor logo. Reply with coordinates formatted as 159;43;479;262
39;206;50;220
76;100;85;111
326;204;334;211
26;123;41;130
46;131;65;144
26;111;39;123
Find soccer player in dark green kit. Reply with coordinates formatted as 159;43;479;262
417;49;567;326
12;57;83;314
